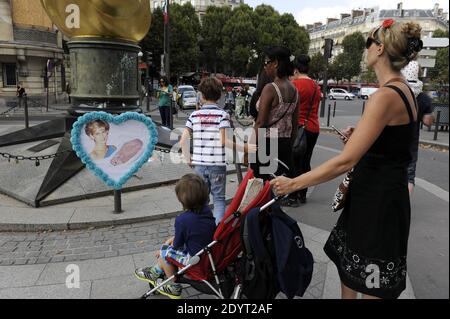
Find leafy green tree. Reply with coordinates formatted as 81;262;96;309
429;29;449;87
200;6;232;73
309;52;326;80
221;5;256;76
252;5;282;56
169;3;201;79
140;8;164;76
340;32;365;81
361;69;377;84
279;13;310;58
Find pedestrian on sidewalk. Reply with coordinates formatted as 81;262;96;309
287;55;322;207
180;77;255;224
156;76;173;127
401;60;435;194
135;174;216;299
16;83;26;108
251;45;299;181
271;20;423;299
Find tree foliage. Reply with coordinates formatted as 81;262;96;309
141;4;310;78
309;52;326;80
429;29;449;86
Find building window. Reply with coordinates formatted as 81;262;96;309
2;63;17;87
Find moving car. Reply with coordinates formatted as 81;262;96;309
179;90;198;109
328;88;356;100
360;87;378;100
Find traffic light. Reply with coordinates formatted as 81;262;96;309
324;38;334;59
146;51;153;63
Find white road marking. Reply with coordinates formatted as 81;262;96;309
316;144;449;202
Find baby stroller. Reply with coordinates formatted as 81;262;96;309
140;168;277;299
140;167;313;299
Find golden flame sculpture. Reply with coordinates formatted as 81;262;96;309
40;0;151;42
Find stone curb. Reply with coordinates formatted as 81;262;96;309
0;199;234;233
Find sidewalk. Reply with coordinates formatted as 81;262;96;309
0;220;416;299
0;172;416;299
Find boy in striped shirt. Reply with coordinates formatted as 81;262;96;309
181;77;255;225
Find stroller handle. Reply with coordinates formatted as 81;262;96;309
260;194;289;212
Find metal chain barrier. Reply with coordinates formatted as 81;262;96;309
0;150;72;166
0;104;19;117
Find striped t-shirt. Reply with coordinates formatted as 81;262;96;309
186;104;231;166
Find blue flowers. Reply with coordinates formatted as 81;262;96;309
71;111;158;190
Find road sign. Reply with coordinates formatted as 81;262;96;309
422;37;449;48
419;49;437;57
418;58;436;68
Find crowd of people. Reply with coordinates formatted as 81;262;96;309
137;19;430;300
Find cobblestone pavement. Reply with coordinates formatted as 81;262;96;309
0;217;328;299
0;218;176;266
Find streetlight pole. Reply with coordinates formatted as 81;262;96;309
164;0;172;129
320;38;333;118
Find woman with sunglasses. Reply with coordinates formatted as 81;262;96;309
250;46;299;180
271;20;423;299
157;77;173;127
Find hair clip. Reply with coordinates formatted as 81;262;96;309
382;19;395;29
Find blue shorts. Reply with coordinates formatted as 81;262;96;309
160;244;190;267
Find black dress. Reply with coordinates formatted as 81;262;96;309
324;85;417;299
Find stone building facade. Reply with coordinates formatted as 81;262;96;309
0;0;67;106
307;3;449;59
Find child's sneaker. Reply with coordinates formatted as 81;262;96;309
156;282;182;299
134;266;164;286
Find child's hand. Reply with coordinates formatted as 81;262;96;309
246;143;257;154
154;250;160;258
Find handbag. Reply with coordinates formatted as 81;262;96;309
331;168;354;212
293;83;317;158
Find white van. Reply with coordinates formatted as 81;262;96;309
360;87;378;100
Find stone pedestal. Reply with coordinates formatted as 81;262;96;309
68;38;141;114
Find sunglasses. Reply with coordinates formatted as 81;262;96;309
366;37;382;49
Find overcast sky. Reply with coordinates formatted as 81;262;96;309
244;0;449;26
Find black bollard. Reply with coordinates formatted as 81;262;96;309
434;111;441;141
114;189;123;214
333;101;337;117
327;104;331;127
24;95;29;129
362;101;366;115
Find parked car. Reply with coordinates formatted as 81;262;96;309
179;91;198;109
176;85;196;106
328;88;356;100
360;87;378;100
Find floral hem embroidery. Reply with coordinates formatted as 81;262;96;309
325;226;407;290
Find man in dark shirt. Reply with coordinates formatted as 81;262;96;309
16;84;26;108
408;92;434;194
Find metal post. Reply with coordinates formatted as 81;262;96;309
333;101;337;117
327;104;331;127
114;189;123;214
24;95;29;129
46;88;49;112
434;111;441;141
235;164;243;184
362;101;366;115
320;66;329;118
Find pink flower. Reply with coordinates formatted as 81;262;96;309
382;19;395;29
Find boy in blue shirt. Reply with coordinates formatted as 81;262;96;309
135;174;216;299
